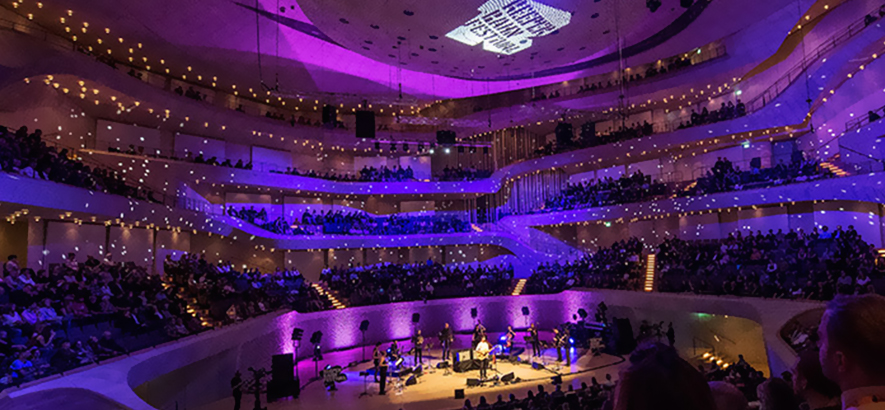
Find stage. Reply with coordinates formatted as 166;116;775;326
194;334;625;410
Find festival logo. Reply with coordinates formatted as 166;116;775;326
446;0;572;55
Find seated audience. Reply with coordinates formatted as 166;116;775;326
0;126;159;203
657;226;879;299
321;261;513;307
537;172;666;213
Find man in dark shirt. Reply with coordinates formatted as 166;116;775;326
231;371;243;410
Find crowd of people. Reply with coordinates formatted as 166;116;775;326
688;156;834;196
0;254;198;388
270;165;415;182
321;261;513;307
1;126;159;203
0;248;330;389
537;171;667;213
656;226;881;300
300;210;472;235
524;238;645;294
226;207;312;236
226;207;473;236
676;99;747;130
438;166;493;181
163;254;329;323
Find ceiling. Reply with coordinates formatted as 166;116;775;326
5;0;796;100
293;0;690;80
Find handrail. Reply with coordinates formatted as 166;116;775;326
744;5;882;114
845;104;885;132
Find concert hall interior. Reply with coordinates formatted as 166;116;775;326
2;0;885;409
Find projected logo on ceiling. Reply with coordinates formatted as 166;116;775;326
446;0;572;55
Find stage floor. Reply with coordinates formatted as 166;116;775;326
195;334;625;410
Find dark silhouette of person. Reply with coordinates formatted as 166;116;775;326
231;370;243;410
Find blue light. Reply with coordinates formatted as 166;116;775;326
569;338;575;345
500;335;508;342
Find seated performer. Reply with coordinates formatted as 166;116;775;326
475;335;491;380
389;339;400;363
505;325;516;353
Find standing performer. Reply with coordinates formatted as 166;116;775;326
378;350;389;395
412;329;424;366
372;342;383;382
529;323;541;357
439;323;454;361
474;335;491;380
505;325;516;353
472;320;487;349
553;328;565;362
230;371;243;410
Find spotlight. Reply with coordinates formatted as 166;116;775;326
291;328;304;341
444;148;451;154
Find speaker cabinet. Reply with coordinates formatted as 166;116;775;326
455;389;465;399
436;130;457;145
322;105;337;126
355;111;375;139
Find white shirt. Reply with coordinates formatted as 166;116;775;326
475;341;491;359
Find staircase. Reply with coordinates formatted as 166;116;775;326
311;282;346;309
821;155;850;177
643;254;657;292
161;281;215;327
511;278;528;296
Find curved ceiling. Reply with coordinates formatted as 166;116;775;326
295;0;691;80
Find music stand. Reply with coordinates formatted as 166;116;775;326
357;370;373;398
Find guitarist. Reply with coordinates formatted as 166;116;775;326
439;323;454;361
412;329;425;366
529;323;541;357
474;335;491;380
553;328;565;362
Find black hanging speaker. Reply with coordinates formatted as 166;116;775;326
355;111;375;139
521;307;530;316
412;313;420;323
359;320;370;332
555;122;574;146
470;308;478;318
310;331;323;344
436;130;457;145
322;105;337;125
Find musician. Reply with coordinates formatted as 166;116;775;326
439;323;454;361
230;370;243;410
529;323;541;357
472;320;487;349
389;339;400;362
475;335;491;380
372;342;383;382
412;329;424;365
504;325;516;353
378;350;389;395
553;328;565;362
